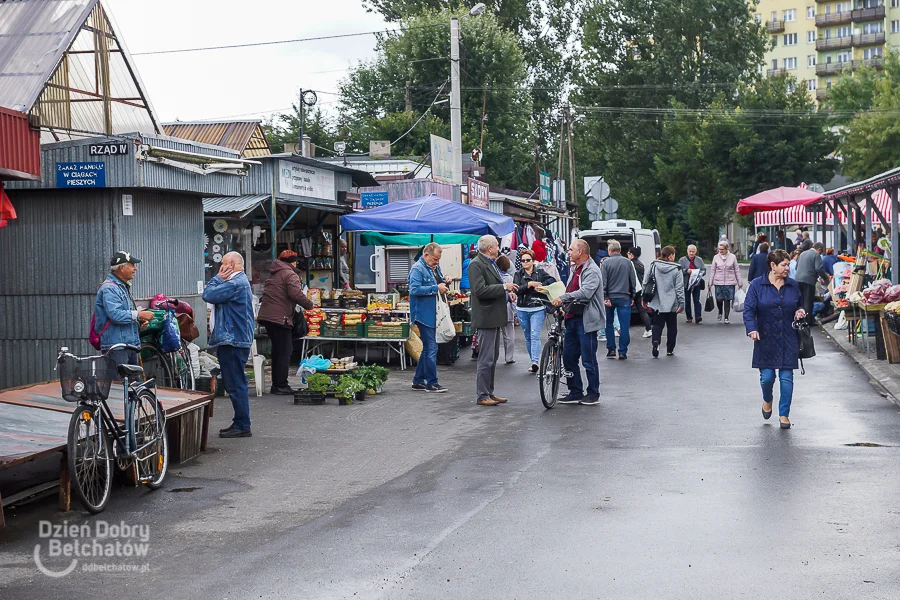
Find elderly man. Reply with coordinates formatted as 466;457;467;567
339;239;351;288
409;242;451;393
601;239;637;359
678;244;707;324
469;234;518;406
93;251;156;369
795;241;831;324
203;252;255;438
553;239;606;405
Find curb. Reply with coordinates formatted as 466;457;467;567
819;323;900;409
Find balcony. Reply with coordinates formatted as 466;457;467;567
815;62;852;75
853;31;886;46
816;88;828;100
816;36;853;50
852;5;886;22
766;20;785;33
852;57;885;70
815;12;853;26
766;68;788;77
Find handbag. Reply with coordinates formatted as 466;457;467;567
794;319;816;374
435;295;456;343
292;308;308;340
641;264;657;302
704;289;715;313
177;313;200;342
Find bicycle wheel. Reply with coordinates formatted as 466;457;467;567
538;341;561;409
140;342;175;387
174;340;195;390
67;405;113;514
133;390;168;489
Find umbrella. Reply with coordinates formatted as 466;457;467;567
736;186;823;216
341;193;514;238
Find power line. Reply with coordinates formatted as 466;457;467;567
131;24;446;56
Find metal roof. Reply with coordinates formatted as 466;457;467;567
260;153;380;187
823;166;900;200
203;194;269;214
162;120;271;158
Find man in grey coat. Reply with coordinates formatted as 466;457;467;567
601;239;637;359
553;239;607;405
644;246;685;358
469;235;519;406
795;241;830;324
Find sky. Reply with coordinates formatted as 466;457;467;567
104;0;390;123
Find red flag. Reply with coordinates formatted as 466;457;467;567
0;181;16;222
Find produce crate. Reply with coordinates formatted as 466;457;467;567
365;322;410;339
322;322;365;338
294;390;326;405
459;321;475;337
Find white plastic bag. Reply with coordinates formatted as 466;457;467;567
733;288;746;312
435;295;456;343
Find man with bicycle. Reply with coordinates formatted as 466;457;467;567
552;239;606;406
93;251;155;371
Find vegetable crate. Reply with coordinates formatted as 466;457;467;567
322;323;365;338
365;322;409;339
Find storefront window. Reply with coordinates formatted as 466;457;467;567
353;232;376;288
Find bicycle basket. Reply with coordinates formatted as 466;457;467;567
58;355;117;402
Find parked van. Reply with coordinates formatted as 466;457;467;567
577;219;661;263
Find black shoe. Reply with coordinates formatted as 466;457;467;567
557;393;585;404
651;343;659;358
219;427;252;438
426;384;448;393
270;385;295;395
606;349;617;358
579;395;601;406
696;317;702;324
618;354;627;360
411;382;427;391
762;404;772;420
666;351;674;356
219;425;235;434
505;359;516;364
780;421;791;429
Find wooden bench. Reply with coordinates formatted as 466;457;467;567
0;381;214;526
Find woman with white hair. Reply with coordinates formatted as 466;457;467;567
677;245;706;324
708;240;743;324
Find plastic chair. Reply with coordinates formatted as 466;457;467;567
250;340;265;397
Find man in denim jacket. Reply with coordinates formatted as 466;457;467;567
408;242;450;393
94;251;155;370
203;252;255;438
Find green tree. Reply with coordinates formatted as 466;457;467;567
263;106;339;156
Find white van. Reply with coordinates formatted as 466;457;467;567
577;219;661;263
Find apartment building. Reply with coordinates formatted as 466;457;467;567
756;0;900;100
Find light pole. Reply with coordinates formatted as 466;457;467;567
450;3;485;185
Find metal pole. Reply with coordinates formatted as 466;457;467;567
892;187;899;285
450;17;463;185
865;197;873;250
298;89;304;156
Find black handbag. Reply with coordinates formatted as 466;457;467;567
704;289;715;313
794;319;815;374
292;308;308;340
641;264;657;302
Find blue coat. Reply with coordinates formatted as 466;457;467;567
747;252;768;283
203;272;255;349
94;274;140;350
409;257;445;328
742;276;801;370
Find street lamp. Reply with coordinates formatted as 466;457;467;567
450;4;486;185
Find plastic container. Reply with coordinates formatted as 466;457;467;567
142;309;168;334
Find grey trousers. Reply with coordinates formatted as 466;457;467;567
502;321;515;362
476;327;502;401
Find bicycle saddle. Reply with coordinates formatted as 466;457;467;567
117;364;144;379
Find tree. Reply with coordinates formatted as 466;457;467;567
338;8;535;189
263;106;339;156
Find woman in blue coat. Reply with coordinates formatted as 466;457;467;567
743;249;807;429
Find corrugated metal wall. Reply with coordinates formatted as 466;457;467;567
0;188;207;388
0;107;41;179
357;180;460;204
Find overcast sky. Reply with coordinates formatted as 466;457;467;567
104;0;389;123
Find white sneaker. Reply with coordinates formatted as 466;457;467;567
642;330;652;338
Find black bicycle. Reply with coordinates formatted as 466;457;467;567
538;300;570;409
58;343;169;514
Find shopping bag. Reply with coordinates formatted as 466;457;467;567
704;290;715;313
733;288;746;312
406;325;423;363
159;311;182;352
435;295;456;343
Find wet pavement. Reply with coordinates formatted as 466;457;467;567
1;317;899;599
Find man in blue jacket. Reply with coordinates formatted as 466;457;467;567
409;242;450;393
94;251;155;370
203;252;256;438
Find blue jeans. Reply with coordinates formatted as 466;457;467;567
760;368;794;417
563;317;600;397
684;286;703;320
605;298;632;354
413;322;438;386
516;308;546;365
219;345;252;430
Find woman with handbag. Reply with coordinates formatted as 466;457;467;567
709;240;743;324
643;246;685;357
513;249;557;373
742;249;807;429
258;250;313;395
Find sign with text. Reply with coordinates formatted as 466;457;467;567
467;178;490;210
89;142;130;156
430;134;454;183
361;191;389;208
278;160;335;201
56;162;105;188
539;171;551;205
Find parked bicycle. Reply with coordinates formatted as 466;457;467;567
140;297;197;390
537;299;573;409
58;343;169;514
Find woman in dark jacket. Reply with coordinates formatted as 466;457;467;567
258;250;314;395
743;249;807;429
513;248;556;373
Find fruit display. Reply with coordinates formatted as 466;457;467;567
367;293;397;311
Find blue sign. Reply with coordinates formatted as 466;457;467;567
56;162;106;188
361;191;388;208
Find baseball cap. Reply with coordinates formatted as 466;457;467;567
111;251;141;266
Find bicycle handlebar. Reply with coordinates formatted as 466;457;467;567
105;343;141;353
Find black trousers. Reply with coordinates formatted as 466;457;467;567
799;282;816;324
261;321;293;388
635;295;652;331
651;311;678;353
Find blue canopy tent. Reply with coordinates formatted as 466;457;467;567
340;194;514;246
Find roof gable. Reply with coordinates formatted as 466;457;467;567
162;120;271;158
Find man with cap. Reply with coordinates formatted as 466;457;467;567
93;251;156;369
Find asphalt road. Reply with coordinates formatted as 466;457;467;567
2;316;900;599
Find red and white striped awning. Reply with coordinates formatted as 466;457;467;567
754;185;897;228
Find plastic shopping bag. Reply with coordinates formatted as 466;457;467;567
435;295;456;343
733;288;746;312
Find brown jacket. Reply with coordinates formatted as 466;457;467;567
257;260;313;327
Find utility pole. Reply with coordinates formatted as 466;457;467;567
450;17;463;185
566;105;576;208
405;81;413;113
298;88;305;156
557;113;565;182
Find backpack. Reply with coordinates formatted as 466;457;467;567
89;281;117;350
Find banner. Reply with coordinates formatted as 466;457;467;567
278;160;335;201
468;178;490;209
430;134;454;183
